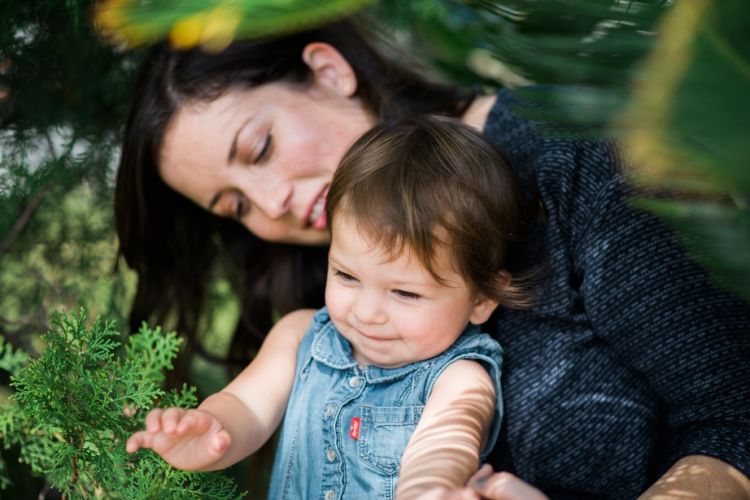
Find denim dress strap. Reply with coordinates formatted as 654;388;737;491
421;324;504;461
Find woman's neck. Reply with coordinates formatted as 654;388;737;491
460;94;497;132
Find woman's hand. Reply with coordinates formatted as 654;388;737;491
126;407;231;471
469;464;548;499
413;464;548;500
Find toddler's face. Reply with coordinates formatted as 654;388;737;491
325;214;498;368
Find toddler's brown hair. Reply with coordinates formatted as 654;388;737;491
326;116;532;309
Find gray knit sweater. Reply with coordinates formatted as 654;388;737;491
484;89;750;498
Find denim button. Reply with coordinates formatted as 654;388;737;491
325;489;335;500
348;376;361;388
325;403;336;417
326;448;336;462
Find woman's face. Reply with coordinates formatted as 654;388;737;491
159;80;374;245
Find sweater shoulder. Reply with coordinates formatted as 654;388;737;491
485;87;625;241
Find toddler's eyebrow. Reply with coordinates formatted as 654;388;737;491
392;278;442;289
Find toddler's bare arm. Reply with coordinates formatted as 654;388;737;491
126;309;315;471
396;360;496;499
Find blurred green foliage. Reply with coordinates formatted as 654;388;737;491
374;0;750;299
96;0;374;50
374;0;671;122
0;1;178;495
1;0;747;496
621;0;750;299
0;0;138;346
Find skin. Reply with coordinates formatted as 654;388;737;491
639;455;750;500
151;41;750;498
159;43;374;245
326;213;498;368
126;219;500;498
159;42;494;246
413;465;548;500
125;309;314;471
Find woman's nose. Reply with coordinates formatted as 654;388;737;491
257;181;293;219
353;291;387;325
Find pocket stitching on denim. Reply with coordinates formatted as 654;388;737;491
358;404;423;475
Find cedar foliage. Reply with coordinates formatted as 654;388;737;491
0;309;243;499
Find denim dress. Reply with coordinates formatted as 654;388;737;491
267;307;503;500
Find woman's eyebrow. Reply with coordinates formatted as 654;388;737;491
227;118;254;163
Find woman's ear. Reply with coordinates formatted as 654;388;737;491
302;42;358;97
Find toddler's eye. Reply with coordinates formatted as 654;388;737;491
333;270;357;282
393;289;421;300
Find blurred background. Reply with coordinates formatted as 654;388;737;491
1;0;747;496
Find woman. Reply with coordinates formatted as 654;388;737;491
115;17;750;499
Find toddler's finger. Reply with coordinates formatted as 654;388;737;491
144;409;164;433
211;428;231;454
126;431;151;453
176;410;211;434
161;407;185;433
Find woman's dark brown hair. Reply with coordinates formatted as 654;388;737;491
327;116;532;309
115;16;475;377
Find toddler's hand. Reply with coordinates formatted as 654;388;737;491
126;407;231;471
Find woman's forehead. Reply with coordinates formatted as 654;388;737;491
172;82;317;129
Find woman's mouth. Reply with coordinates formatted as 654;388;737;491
307;185;329;230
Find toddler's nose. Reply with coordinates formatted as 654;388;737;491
353;292;387;325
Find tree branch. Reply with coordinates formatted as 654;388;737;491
0;182;52;255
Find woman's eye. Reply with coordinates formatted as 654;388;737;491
393;289;421;300
333;270;357;282
255;134;272;163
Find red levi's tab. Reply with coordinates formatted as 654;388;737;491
349;417;361;440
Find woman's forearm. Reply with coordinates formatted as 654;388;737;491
639;455;750;500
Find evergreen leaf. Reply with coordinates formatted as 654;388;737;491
4;308;242;498
0;337;29;374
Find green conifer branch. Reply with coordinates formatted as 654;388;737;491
0;308;243;499
0;338;30;373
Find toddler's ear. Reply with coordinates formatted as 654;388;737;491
302;42;358;97
468;272;511;324
468;296;498;325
